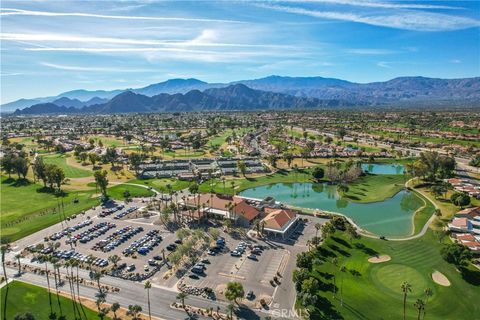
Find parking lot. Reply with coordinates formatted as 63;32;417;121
180;229;290;306
19;198;182;281
14;194;328;309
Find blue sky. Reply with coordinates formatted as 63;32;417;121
1;0;479;103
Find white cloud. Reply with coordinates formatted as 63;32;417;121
271;0;462;10
377;61;392;68
0;8;244;24
450;59;462;64
1;32;291;49
257;4;480;31
346;48;397;55
40;62;150;72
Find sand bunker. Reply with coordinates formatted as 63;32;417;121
368;255;391;263
432;271;450;286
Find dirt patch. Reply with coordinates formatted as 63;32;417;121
368;255;391;263
432;271;450;286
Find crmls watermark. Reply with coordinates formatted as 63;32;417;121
268;307;308;319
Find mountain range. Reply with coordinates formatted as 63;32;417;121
5;75;480;114
14;84;348;115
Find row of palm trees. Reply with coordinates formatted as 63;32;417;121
401;282;433;320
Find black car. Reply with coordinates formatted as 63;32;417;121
188;273;199;279
153;255;163;261
174;239;183;244
166;244;177;251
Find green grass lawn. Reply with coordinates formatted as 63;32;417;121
207;127;254;147
300;230;480;320
128;178;191;193
207;129;234;147
1;281;102;320
1;176;98;243
107;184;155;199
342;174;406;203
42;154;92;178
89;135;127;147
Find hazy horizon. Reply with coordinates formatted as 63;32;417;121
1;0;479;104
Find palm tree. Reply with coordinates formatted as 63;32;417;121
53;261;63;318
1;243;11;320
331;257;338;299
42;255;54;318
92;271;103;293
144;281;152;320
414;299;425;320
423;288;433;319
401;281;412;320
111;302;120;320
108;255;121;268
64;261;79;319
127;304;142;320
14;254;22;276
340;265;347;306
72;259;87;319
314;223;321;238
176;292;188;309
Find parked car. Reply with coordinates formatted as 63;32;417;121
230;251;241;257
246;290;254;300
148;259;157;266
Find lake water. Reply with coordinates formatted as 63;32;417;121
240;183;423;237
361;163;405;175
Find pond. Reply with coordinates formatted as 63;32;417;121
361;163;405;175
240;183;424;237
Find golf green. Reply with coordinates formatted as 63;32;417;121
372;264;427;297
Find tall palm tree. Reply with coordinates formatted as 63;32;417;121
1;243;11;320
144;281;152;320
340;265;347;306
92;271;103;293
14;254;22;276
64;261;79;319
331;257;338;299
423;288;433;319
43;255;54;318
176;292;187;309
401;281;412;320
314;223;321;238
53;261;63;318
72;259;87;320
414;299;425;320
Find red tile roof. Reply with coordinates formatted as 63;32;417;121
456;234;476;242
262;209;296;231
233;200;260;222
456;207;480;218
